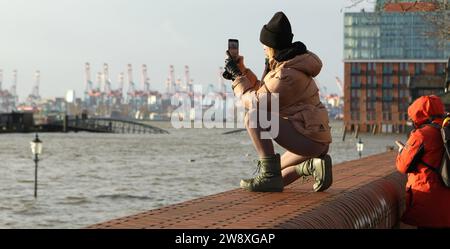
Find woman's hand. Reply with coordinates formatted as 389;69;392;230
236;55;246;73
223;51;243;81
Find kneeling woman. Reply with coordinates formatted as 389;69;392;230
223;12;333;192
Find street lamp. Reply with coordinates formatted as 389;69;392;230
30;133;43;198
357;138;364;159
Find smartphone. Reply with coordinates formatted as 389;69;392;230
395;140;405;147
228;39;239;61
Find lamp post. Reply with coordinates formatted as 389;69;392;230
30;133;43;198
357;138;364;159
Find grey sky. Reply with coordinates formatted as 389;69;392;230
0;0;373;101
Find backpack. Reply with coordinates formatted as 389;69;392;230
419;116;450;188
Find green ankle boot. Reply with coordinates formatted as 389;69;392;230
240;154;284;192
295;154;333;192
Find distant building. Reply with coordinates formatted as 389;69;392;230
0;112;34;132
343;0;449;133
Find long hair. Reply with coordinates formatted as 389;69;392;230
266;46;277;60
262;46;277;79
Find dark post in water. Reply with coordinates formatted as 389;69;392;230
30;133;43;198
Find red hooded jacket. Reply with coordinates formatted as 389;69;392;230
396;95;450;228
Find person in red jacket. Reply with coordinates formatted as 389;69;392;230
395;95;450;228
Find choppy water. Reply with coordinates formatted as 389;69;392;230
0;121;405;228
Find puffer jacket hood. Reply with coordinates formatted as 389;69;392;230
269;49;322;78
408;95;445;126
274;41;307;62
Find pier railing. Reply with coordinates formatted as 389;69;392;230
67;117;169;134
46;117;170;134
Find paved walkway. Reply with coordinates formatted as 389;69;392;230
88;151;406;229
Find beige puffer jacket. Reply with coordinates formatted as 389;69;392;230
232;51;332;144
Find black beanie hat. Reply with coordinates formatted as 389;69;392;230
260;11;293;50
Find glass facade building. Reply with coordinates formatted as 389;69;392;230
344;12;449;60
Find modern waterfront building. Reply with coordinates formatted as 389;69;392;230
343;0;449;133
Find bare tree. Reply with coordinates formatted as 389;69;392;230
423;1;450;44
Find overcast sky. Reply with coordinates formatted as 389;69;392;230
0;0;374;101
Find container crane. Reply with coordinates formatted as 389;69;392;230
84;63;94;106
102;63;113;107
335;76;344;96
103;63;112;96
176;78;182;93
142;64;150;93
90;72;102;99
10;70;18;106
167;65;175;94
107;72;125;112
27;70;41;104
184;65;194;93
127;64;136;102
115;72;125;99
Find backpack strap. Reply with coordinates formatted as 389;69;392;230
443;116;450;127
420;159;440;173
418;113;447;129
420;122;441;129
417;123;443;172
